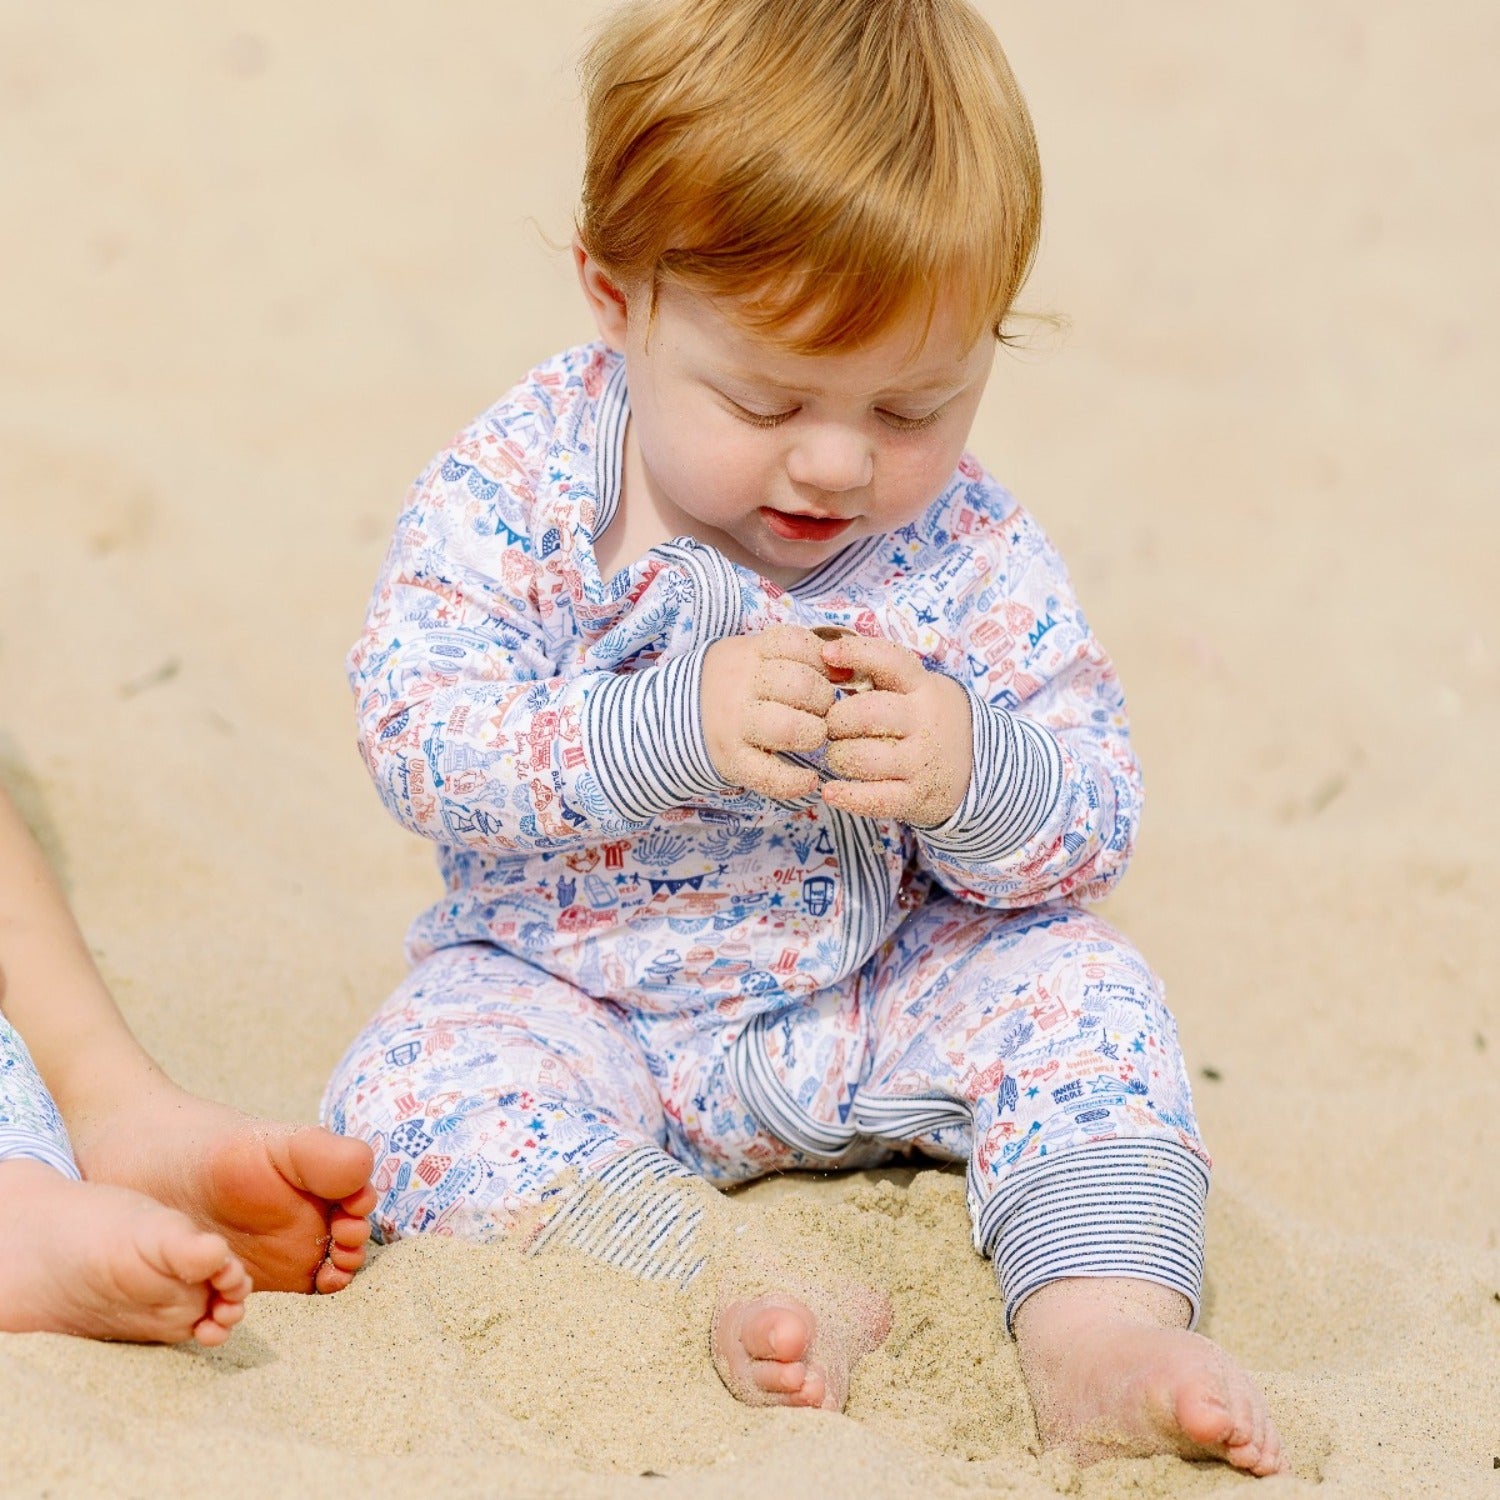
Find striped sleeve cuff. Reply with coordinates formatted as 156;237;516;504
583;646;734;823
975;1138;1210;1334
915;690;1064;859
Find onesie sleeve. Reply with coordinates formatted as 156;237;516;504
348;439;733;855
912;503;1142;908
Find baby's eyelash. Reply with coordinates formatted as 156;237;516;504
878;408;943;431
733;404;797;428
720;394;943;432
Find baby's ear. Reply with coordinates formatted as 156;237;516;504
573;239;630;350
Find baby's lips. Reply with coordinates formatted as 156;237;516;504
811;625;873;692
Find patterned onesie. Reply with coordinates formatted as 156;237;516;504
0;1018;82;1179
324;343;1211;1328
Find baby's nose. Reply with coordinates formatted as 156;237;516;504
785;426;873;493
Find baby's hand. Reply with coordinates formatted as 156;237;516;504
701;626;838;801
817;634;973;826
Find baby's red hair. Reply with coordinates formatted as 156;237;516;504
577;0;1042;353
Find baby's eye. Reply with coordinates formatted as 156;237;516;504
726;398;797;428
877;408;943;432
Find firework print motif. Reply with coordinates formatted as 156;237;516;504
326;344;1210;1324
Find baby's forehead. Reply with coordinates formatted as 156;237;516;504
657;281;988;393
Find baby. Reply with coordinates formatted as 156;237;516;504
326;0;1282;1473
0;783;375;1344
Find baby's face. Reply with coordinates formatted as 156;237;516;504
617;280;994;587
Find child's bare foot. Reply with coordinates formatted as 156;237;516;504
1014;1277;1284;1476
0;1159;251;1345
712;1283;891;1411
67;1082;376;1294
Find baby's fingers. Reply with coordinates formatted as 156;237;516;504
823;735;911;785
745;699;828;755
738;747;820;802
819;633;922;693
821;777;913;820
825;689;911;743
757;623;833;671
754;655;836;717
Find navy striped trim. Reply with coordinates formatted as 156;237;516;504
728;1013;861;1158
917;692;1063;858
826;806;893;978
651;540;744;647
0;1129;81;1180
850;1090;971;1141
788;533;883;598
526;1147;708;1287
587;360;630;541
977;1139;1210;1334
585;645;733;822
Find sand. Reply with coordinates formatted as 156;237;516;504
1;2;1496;1495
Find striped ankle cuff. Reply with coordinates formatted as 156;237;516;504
976;1137;1210;1334
525;1146;710;1288
0;1128;81;1181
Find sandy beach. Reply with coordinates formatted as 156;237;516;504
1;3;1496;1495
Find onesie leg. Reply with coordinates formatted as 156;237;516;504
857;896;1209;1324
0;1014;81;1178
322;944;714;1284
857;896;1281;1473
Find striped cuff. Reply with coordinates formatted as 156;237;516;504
917;692;1063;859
584;647;734;823
0;1128;81;1180
727;1011;861;1158
525;1146;709;1288
976;1138;1210;1334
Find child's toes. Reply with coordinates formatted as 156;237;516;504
314;1259;357;1295
208;1295;246;1331
750;1357;806;1394
739;1302;813;1362
210;1253;253;1302
340;1183;378;1218
327;1210;372;1272
331;1205;373;1250
158;1227;235;1287
326;1241;367;1273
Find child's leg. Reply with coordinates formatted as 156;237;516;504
637;1003;895;1411
324;946;892;1410
323;943;718;1273
0;785;373;1294
850;896;1282;1474
0;1016;251;1344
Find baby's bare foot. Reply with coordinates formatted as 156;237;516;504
1015;1278;1284;1477
69;1083;375;1294
712;1283;891;1411
0;1159;251;1345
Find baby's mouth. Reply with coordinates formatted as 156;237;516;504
759;507;854;543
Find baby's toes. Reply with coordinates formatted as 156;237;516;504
740;1302;813;1363
751;1358;806;1395
192;1314;234;1348
314;1259;357;1295
339;1183;378;1218
326;1210;372;1275
326;1239;368;1273
753;1358;828;1408
210;1253;253;1302
157;1226;235;1288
